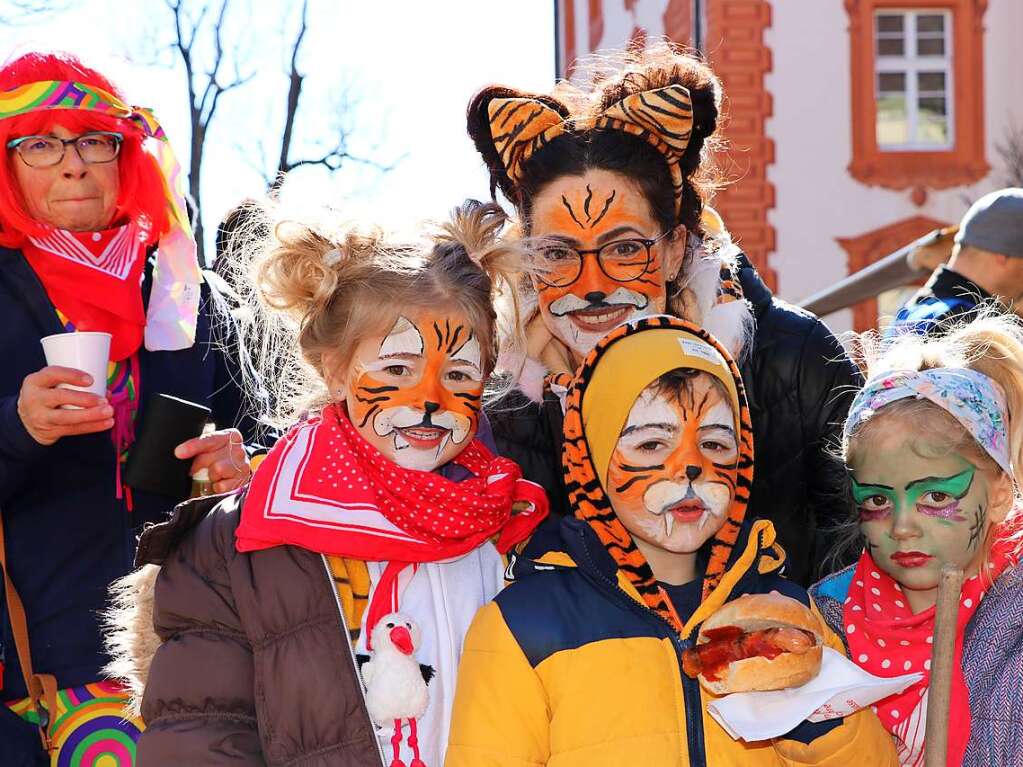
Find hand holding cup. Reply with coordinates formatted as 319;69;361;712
17;365;114;445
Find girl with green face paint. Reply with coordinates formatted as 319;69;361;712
811;315;1023;767
851;452;999;613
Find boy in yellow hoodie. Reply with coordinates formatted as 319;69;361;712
446;317;896;766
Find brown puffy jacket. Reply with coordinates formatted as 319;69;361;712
107;492;386;766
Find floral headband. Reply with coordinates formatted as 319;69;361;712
845;367;1012;475
0;80;201;352
487;84;693;218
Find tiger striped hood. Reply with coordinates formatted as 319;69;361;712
558;315;755;633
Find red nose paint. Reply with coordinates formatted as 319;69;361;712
389;625;414;655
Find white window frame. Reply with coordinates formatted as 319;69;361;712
874;8;955;151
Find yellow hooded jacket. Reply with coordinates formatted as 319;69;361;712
446;318;896;767
445;516;898;767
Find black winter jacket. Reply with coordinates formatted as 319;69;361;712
0;246;255;702
487;255;862;585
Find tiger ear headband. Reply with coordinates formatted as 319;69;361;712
486;84;694;218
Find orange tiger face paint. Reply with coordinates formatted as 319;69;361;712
343;310;484;471
606;371;739;555
530;168;683;361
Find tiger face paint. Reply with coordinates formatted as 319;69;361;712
342;310;484;471
530;168;683;362
606;370;739;557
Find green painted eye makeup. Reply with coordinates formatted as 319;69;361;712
851;478;894;521
851;467;975;523
909;467;974;522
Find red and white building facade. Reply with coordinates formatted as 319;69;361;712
555;0;1023;331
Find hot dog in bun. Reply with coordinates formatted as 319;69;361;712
682;592;823;695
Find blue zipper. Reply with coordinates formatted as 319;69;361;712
574;529;708;767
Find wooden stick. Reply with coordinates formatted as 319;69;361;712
925;564;964;767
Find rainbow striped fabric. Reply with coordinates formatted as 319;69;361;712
0;81;163;139
6;680;143;766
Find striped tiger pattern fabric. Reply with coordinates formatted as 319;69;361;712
486;85;693;219
326;555;371;640
556;316;754;632
487;97;566;185
593;85;693;220
717;262;744;304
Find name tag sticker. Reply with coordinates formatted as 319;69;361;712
678;338;724;366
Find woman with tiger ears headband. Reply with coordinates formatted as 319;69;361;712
466;42;862;586
446;316;896;767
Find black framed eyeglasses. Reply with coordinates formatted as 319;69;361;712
530;231;673;288
6;131;124;168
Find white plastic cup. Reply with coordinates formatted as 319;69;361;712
40;331;111;401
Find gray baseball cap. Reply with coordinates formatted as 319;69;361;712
956;187;1023;258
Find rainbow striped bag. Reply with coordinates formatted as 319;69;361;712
6;680;143;766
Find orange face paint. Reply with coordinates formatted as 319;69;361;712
606;372;739;554
346;311;484;471
530;168;675;360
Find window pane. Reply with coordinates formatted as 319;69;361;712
917;14;944;33
879;72;906;92
919;96;947;117
877;94;909;145
917;36;945;56
918;96;949;144
918;71;946;93
876;14;904;33
878;37;906;56
918;113;949;144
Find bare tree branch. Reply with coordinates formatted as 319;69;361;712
272;0;309;192
0;0;72;25
164;0;254;264
286;149;399;174
267;0;397;195
996;121;1023;188
147;0;395;250
237;137;275;189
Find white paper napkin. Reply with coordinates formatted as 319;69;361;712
706;647;922;742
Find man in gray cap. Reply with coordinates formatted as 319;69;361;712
893;187;1023;335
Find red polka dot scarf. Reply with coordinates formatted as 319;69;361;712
843;539;1017;767
236;403;548;562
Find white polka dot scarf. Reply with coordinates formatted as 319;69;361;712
235;403;548;562
843;541;1016;766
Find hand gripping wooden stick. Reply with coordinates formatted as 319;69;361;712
925;564;965;767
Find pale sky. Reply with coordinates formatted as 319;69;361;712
2;0;557;258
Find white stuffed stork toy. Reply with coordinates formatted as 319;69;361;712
362;612;430;767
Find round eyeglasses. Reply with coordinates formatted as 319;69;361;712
6;131;124;168
530;231;672;288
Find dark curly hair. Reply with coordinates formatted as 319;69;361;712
466;42;724;236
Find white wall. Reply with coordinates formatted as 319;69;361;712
563;0;673;70
765;0;1023;333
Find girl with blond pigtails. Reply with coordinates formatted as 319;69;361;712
812;313;1023;766
105;200;548;767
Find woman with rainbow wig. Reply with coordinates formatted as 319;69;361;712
0;52;253;764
